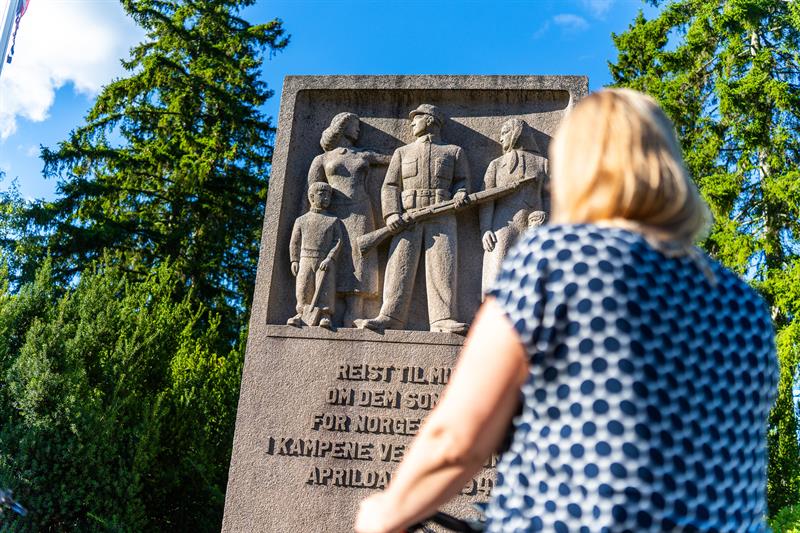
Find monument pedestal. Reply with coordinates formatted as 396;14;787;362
223;327;494;532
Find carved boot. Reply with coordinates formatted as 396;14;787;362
353;314;404;332
430;319;468;335
286;314;302;327
318;307;333;330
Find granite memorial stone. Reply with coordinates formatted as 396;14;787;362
222;75;587;532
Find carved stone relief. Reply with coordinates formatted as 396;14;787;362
287;182;343;329
480;118;550;293
355;104;471;335
307;112;391;327
290;108;552;334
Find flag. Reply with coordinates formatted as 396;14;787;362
6;0;30;64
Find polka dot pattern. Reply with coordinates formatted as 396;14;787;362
485;224;777;532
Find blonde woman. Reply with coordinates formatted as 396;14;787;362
355;89;777;532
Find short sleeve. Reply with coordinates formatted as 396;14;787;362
487;233;550;359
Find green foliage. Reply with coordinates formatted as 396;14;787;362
0;260;243;531
610;0;800;515
0;1;289;529
3;0;288;339
770;503;800;532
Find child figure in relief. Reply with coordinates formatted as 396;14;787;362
287;182;343;329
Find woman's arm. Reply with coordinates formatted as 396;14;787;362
364;150;392;165
354;298;529;533
308;154;327;183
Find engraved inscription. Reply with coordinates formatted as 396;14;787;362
460;475;495;496
326;388;405;409
400;366;451;385
266;437;374;461
353;414;421;436
378;443;406;462
336;364;451;385
306;467;393;489
337;363;395;383
268;361;494;492
312;413;422;436
325;387;439;410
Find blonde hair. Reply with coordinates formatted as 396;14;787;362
549;88;710;252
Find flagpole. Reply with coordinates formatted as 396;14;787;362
0;0;19;79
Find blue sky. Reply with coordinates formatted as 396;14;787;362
0;0;658;201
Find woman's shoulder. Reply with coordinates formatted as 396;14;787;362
702;255;774;327
495;224;642;295
513;223;643;261
515;224;772;316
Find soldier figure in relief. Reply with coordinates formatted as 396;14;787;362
480;118;550;293
287;182;343;329
355;104;471;334
307;112;391;327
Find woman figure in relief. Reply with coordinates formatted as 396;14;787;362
308;112;391;326
480;118;550;293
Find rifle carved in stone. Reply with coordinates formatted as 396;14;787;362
356;175;540;255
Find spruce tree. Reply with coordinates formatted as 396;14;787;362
0;261;244;530
610;0;800;515
10;0;288;337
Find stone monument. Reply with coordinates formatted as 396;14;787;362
222;75;587;532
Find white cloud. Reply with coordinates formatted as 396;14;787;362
532;21;551;40
0;1;143;140
581;0;614;18
553;13;590;32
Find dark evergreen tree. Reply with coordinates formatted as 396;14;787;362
610;0;800;515
0;2;289;529
0;260;244;530
10;0;288;337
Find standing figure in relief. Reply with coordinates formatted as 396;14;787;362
308;112;391;326
480;118;550;293
355;104;471;334
287;182;343;329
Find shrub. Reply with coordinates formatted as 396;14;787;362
770;503;800;532
0;261;242;531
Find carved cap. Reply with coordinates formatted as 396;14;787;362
408;104;445;127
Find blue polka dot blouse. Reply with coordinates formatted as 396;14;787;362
485;224;778;532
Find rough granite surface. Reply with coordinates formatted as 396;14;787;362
223;75;588;532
